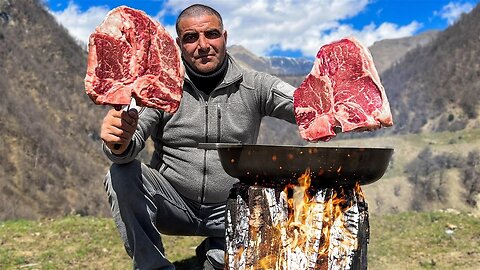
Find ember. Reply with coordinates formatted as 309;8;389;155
226;170;369;270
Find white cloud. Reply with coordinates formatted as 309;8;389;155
321;21;422;49
48;2;110;47
437;1;474;25
47;0;422;57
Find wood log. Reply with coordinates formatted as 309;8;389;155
226;183;368;270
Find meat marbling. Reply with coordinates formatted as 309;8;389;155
85;6;184;113
294;37;393;141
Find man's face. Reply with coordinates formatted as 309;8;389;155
176;14;227;74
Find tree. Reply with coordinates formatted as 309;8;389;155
463;150;480;206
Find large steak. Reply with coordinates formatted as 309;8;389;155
85;6;184;113
293;37;393;141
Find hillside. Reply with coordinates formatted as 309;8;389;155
382;4;480;134
0;0;111;219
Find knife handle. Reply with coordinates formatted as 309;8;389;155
113;105;125;151
112;98;137;152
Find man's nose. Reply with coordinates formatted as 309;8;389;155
197;34;209;50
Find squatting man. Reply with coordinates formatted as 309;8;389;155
100;4;297;270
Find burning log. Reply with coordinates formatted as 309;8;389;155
226;173;369;270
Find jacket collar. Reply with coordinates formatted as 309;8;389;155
222;52;244;86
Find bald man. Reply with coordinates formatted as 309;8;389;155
101;4;296;269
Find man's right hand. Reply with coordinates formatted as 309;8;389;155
100;108;139;155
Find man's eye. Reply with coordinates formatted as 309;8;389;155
182;33;198;43
205;30;221;39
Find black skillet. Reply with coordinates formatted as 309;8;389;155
198;143;394;187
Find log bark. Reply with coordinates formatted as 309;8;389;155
226;183;369;270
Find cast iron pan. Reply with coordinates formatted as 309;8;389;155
198;143;394;187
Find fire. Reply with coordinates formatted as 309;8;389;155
227;170;366;270
267;169;363;269
288;169;311;226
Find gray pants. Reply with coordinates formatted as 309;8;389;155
104;160;226;270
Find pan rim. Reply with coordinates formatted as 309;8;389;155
197;142;394;151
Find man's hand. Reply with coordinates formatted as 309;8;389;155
100;108;139;155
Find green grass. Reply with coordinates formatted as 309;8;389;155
369;211;480;270
1;211;479;269
0;215;203;269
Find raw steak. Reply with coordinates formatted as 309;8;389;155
294;37;393;141
85;6;184;113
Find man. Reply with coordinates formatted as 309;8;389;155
101;4;296;270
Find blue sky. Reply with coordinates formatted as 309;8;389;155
44;0;478;58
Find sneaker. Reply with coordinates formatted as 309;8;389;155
196;237;225;270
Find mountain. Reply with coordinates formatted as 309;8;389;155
0;0;111;220
381;5;480;134
228;45;313;76
369;30;439;74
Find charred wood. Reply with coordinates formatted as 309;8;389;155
226;183;369;270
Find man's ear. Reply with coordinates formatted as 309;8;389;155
176;37;181;48
223;30;228;45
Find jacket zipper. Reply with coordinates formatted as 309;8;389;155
217;104;221;142
186;77;209;204
201;101;208;203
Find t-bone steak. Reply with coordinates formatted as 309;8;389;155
293;37;393;141
85;6;184;113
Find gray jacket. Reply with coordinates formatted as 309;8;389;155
104;54;296;203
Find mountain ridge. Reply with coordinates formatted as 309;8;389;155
227;44;313;76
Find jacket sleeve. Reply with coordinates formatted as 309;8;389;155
103;107;163;164
257;72;297;124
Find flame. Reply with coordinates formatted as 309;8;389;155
318;189;353;254
269;169;363;268
289;169;311;225
235;170;366;269
354;181;364;197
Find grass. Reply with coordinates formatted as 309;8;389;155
1;211;479;269
0;215;203;269
369;211;480;270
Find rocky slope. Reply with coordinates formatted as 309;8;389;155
0;0;110;219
